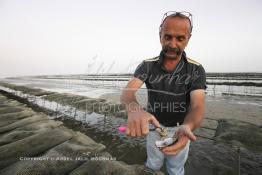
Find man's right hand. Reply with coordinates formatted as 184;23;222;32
126;110;160;137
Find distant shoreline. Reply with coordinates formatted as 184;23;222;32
2;72;262;79
3;72;262;87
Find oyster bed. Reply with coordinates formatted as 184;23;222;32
0;82;261;175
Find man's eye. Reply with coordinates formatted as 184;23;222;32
177;37;185;42
164;35;172;40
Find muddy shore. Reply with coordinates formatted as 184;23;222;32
0;82;261;175
0;90;164;175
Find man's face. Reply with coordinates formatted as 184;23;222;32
160;17;191;60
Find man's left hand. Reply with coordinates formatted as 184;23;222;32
161;124;196;155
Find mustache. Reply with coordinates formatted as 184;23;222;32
163;47;182;55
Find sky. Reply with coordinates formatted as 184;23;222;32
0;0;262;77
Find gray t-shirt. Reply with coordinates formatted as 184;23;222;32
134;51;206;127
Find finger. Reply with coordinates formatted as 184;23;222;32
130;121;136;137
162;145;182;155
126;127;130;135
162;137;187;154
127;121;131;136
163;148;180;155
127;118;134;136
162;141;182;153
135;120;142;137
149;116;160;128
141;119;149;136
185;130;197;141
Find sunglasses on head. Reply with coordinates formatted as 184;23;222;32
159;11;193;33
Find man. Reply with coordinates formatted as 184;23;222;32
120;11;206;175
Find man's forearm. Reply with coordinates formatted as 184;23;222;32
183;106;205;131
120;92;143;113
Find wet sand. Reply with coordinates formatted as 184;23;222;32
0;82;261;175
0;92;162;175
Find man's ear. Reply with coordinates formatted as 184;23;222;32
188;33;192;40
185;34;192;47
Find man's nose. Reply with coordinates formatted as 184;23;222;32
168;39;178;48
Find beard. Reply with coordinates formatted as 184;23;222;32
162;46;182;60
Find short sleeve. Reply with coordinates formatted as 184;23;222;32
133;61;148;82
189;65;207;92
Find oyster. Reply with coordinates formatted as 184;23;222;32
155;127;168;140
154;126;179;148
155;137;178;148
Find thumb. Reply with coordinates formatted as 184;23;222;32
126;127;130;135
149;116;160;128
185;129;197;141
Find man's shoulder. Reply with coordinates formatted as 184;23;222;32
185;57;206;76
137;56;160;70
144;56;159;62
186;57;201;66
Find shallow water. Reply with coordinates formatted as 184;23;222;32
1;77;262;98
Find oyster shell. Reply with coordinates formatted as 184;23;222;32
155;137;178;148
